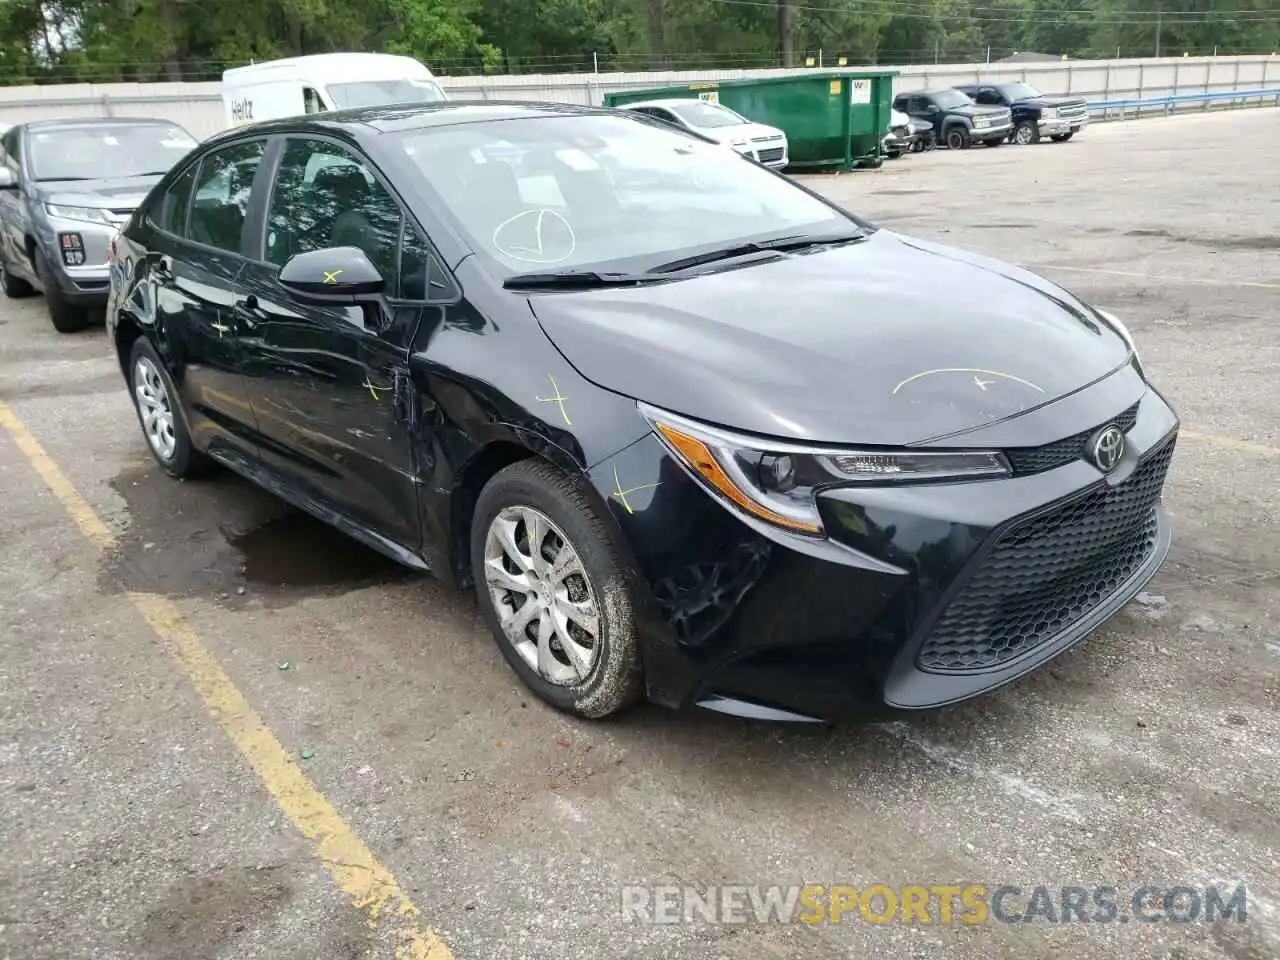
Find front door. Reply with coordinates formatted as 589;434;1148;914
149;139;268;459
238;134;423;551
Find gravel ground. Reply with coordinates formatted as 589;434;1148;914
0;107;1277;960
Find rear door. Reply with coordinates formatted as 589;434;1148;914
141;138;268;460
236;134;423;551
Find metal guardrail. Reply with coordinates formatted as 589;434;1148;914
1088;87;1280;118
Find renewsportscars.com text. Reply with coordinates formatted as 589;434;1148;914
620;883;1250;925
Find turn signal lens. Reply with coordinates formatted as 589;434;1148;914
653;422;823;534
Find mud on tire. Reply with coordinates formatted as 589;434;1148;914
471;459;643;719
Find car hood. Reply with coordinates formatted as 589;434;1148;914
529;230;1130;445
703;121;785;144
36;174;164;210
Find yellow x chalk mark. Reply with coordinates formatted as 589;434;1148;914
535;373;572;426
362;376;391;401
610;463;661;515
323;269;343;284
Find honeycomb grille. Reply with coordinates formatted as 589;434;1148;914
917;436;1175;674
1005;403;1140;476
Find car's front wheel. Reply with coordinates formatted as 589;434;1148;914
471;460;643;719
1051;132;1074;142
945;127;970;150
1013;121;1040;145
128;337;212;479
34;248;90;333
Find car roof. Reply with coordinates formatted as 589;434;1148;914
202;100;626;146
18;117;184;132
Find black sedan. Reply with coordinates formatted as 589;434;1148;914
105;102;1177;723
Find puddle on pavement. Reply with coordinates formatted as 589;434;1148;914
104;462;414;608
229;512;407;588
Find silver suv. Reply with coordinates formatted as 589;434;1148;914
0;118;198;332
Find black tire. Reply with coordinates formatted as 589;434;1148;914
34;247;90;333
1013;120;1040;145
945;126;970;150
910;138;925;153
471;459;643;719
1051;132;1074;142
1;262;34;298
127;336;213;479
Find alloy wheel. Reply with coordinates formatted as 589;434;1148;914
483;505;601;686
1015;124;1034;145
133;356;177;462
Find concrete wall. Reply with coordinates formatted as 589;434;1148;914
0;55;1275;141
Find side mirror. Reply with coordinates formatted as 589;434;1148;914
279;246;385;302
0;166;16;190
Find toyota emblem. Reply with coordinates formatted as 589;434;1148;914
1089;425;1126;473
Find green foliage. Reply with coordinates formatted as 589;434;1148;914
0;0;1275;84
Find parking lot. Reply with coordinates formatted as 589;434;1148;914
1;107;1277;960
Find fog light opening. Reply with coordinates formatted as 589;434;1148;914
59;232;85;267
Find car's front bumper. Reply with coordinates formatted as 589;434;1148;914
38;214;123;305
590;368;1177;722
972;120;1014;140
1040;114;1089;135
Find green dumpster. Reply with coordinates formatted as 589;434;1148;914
603;70;898;171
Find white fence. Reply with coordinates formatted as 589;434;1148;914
0;54;1275;140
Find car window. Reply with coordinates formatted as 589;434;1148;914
668;101;747;129
394;114;853;277
157;163;198;237
264;137;403;292
27;123;197;182
975;88;1003;106
187;140;266;254
2;128;19;172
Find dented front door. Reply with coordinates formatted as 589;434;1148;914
234;264;424;552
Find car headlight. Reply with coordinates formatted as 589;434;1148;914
730;139;749;148
974;118;989;127
1042;107;1059;119
1095;308;1144;375
44;203;113;225
640;404;1012;537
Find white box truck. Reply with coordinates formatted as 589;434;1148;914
221;52;448;129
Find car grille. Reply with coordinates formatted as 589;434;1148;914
756;147;785;164
1005;403;1140;476
917;435;1175;674
1059;101;1089;121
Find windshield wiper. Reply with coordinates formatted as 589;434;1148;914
34;176;92;182
646;229;867;275
503;270;665;290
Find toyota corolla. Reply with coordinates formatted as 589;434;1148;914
106;102;1177;723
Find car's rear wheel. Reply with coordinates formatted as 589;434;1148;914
1051;132;1074;142
945;127;970;150
1013;121;1040;145
471;460;643;719
128;337;212;479
1;262;33;298
34;248;90;333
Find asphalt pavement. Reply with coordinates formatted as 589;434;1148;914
1;107;1277;960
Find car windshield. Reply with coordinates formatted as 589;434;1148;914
932;90;973;109
28;123;197;181
326;78;447;109
667;101;748;129
999;82;1044;100
395;114;855;276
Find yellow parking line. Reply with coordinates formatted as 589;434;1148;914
0;399;452;960
1181;430;1280;458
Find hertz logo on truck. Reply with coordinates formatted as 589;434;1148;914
230;98;254;124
